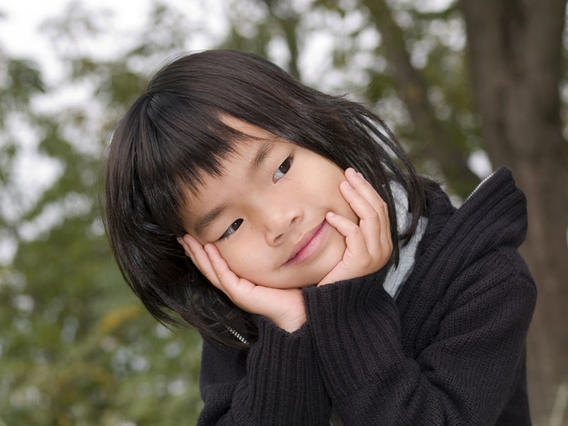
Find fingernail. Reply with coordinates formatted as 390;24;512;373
341;181;353;191
346;168;357;177
326;211;335;218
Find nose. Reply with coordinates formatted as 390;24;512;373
262;202;302;246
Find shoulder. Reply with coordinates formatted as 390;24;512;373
417;168;528;267
398;168;535;317
454;246;536;303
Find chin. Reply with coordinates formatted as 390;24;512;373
285;239;346;288
249;266;329;289
240;234;346;289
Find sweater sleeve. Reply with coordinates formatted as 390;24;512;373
302;252;536;425
198;316;331;425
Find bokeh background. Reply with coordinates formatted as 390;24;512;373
1;1;566;425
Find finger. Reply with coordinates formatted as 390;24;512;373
378;200;393;253
340;180;379;222
344;169;392;255
339;180;381;255
178;236;201;269
177;236;191;258
344;168;386;216
325;211;368;257
183;235;221;288
179;237;203;275
204;244;260;308
204;243;243;292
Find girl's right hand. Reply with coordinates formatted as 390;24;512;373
178;235;307;333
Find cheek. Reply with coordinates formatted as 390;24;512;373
216;242;268;281
314;176;358;222
337;195;359;223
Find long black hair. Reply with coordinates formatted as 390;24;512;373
103;49;429;348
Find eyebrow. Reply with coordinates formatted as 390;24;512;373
193;142;275;237
250;140;275;171
193;204;228;237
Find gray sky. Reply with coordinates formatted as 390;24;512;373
0;0;228;82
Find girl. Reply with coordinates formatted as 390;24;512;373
104;49;536;425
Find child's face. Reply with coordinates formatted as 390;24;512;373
181;117;358;289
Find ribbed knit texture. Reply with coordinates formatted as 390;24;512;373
199;317;330;425
197;168;537;425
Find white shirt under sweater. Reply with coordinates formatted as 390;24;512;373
383;181;428;299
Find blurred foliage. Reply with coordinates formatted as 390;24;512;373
0;0;547;424
0;2;203;424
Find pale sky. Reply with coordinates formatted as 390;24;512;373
1;0;146;78
0;0;228;83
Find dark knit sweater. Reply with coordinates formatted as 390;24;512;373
197;168;537;425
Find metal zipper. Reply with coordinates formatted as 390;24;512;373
227;326;249;345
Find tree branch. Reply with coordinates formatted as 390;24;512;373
262;0;301;79
362;0;480;197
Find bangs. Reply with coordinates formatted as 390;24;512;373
129;93;255;237
133;50;312;236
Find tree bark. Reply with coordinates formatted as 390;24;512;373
461;1;568;424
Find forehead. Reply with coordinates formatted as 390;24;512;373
192;117;277;191
180;118;282;222
190;140;266;198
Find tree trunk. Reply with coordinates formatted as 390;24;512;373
461;1;568;424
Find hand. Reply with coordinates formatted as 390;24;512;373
178;235;307;333
318;168;393;286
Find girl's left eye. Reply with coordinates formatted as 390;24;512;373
273;156;293;182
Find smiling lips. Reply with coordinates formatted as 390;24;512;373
284;220;327;265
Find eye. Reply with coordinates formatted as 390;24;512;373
219;218;243;240
273;155;293;182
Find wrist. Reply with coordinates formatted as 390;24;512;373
268;289;307;332
273;310;307;332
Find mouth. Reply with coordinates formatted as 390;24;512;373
284;220;327;265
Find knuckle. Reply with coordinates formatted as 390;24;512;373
345;221;359;234
368;208;380;220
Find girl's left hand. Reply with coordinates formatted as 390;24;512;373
318;168;393;286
